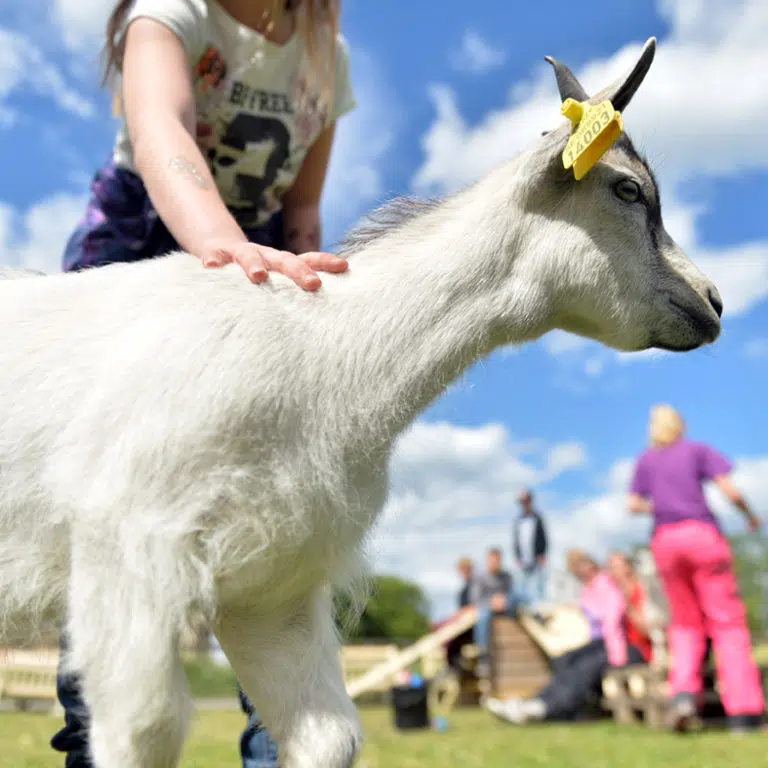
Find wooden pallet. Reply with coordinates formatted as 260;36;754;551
489;616;551;700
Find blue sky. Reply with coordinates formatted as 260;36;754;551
1;0;766;618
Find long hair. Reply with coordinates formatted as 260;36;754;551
101;1;339;102
648;403;685;448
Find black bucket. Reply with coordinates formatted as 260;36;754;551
391;684;430;730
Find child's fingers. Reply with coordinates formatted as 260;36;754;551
201;246;234;269
231;244;270;284
300;251;349;273
260;249;321;291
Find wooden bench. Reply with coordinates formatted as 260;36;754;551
602;659;768;728
602;663;667;727
0;648;61;713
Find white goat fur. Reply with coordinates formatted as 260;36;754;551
0;41;721;768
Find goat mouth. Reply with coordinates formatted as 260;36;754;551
666;297;720;345
652;338;701;353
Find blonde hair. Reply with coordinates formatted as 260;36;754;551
103;0;339;107
566;549;597;577
648;403;685;448
607;550;634;573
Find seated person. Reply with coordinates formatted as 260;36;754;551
606;551;653;663
485;550;645;724
474;548;514;677
446;557;478;670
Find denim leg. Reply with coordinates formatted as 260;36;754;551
475;607;493;652
50;635;93;768
515;570;533;608
239;684;280;768
534;565;547;604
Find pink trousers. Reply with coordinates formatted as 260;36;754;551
652;520;764;716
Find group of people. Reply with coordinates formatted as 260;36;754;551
485;404;765;734
484;549;653;724
449;490;550;677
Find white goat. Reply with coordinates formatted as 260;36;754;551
0;39;721;767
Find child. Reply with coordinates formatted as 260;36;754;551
50;1;356;765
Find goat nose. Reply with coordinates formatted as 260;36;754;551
707;286;723;318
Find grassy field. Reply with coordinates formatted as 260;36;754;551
1;707;765;768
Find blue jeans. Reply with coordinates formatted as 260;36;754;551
239;686;280;767
50;637;280;767
475;591;519;653
517;565;547;607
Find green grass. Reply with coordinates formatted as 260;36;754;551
1;707;766;767
182;656;238;698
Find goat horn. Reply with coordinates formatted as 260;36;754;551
590;37;658;111
609;37;657;112
544;55;590;103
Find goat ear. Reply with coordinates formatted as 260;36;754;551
544;55;590;103
595;37;657;112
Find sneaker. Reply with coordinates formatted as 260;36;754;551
728;714;766;735
485;697;528;725
665;693;703;733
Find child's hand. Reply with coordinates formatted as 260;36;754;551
200;239;348;291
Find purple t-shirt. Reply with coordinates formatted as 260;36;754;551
630;439;732;529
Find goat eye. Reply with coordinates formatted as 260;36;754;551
614;179;641;204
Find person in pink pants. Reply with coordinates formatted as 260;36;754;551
629;404;764;734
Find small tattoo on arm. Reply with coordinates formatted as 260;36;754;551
168;156;212;189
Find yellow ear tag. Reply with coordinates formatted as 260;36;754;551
561;98;624;180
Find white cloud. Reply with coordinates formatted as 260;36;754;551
321;48;399;249
542;330;590;356
743;338;768;359
0;193;86;273
374;421;768;618
50;0;111;54
451;30;507;75
411;0;768;321
370;421;588;617
583;356;604;377
0;27;95;123
696;242;768;316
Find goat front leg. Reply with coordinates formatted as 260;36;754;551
65;539;192;768
215;589;363;768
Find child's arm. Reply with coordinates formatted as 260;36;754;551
122;19;347;288
281;124;337;254
599;579;629;666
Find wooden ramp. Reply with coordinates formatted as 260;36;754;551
490;616;551;700
345;606;478;699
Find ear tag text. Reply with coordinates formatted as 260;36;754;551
561;99;624;180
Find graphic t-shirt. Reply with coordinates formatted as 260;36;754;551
112;0;356;227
